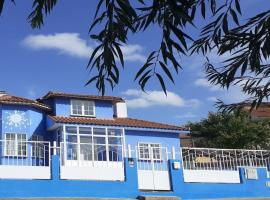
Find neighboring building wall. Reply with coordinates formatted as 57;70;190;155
54;98;114;118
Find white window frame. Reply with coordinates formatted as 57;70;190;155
63;125;125;162
70;99;96;117
4;133;27;157
138;142;162;161
31;135;44;158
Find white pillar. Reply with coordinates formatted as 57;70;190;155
53;141;57;155
172;146;176;160
128;144;132;158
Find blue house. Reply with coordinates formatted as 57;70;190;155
1;91;270;199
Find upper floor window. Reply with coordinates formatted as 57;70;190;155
71;100;95;117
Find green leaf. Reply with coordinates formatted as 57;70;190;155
140;75;151;91
210;0;216;14
230;9;240;26
235;0;241;15
156;73;167;95
85;75;99;86
117;0;137;18
134;61;152;81
159;61;174;83
222;14;228;33
169;24;187;50
114;43;124;67
201;1;206;19
94;0;105;19
0;0;5;15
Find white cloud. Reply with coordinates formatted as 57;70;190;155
23;33;91;58
175;112;197;119
122;89;200;109
194;78;223;91
207;96;218;102
22;33;146;62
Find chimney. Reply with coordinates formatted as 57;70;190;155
114;102;128;118
0;91;7;97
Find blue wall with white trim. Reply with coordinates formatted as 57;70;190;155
0;156;270;199
1;105;47;140
125;129;181;159
53;97;114;118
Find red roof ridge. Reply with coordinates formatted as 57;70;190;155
0;94;51;111
39;91;125;103
49;115;186;131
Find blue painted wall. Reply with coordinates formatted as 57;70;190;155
0;104;49;165
0;156;270;199
167;160;270;200
53;98;114;118
125;129;180;159
1;105;47;139
0;156;139;198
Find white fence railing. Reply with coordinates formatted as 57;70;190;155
0;140;50;167
181;147;270;171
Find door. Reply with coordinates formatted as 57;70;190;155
136;143;171;191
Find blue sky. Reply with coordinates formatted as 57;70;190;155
0;0;266;126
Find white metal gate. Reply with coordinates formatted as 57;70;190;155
136;145;171;191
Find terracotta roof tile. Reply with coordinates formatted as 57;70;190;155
0;94;51;111
40;91;124;103
49;115;186;131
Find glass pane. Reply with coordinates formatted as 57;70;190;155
67;143;78;160
79;127;92;135
139;143;150;160
93;128;106;136
108;137;122;145
93;144;107;161
93;136;105;144
66;126;77;134
18;141;27;156
72;101;83;115
80;143;92;161
108;145;123;161
6;133;15;140
84;109;94;116
108;129;122;136
66;134;77;143
80;135;92;144
17;134;26;141
152;148;161;160
84;101;94;116
6;140;16;156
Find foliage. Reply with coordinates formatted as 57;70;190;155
188;111;270;149
1;0;270;110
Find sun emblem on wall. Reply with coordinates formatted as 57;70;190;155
4;110;29;130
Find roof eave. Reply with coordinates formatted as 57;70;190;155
0;101;52;112
49;119;188;133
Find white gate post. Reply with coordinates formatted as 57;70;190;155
53;141;57;155
128;144;132;158
172;146;176;160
